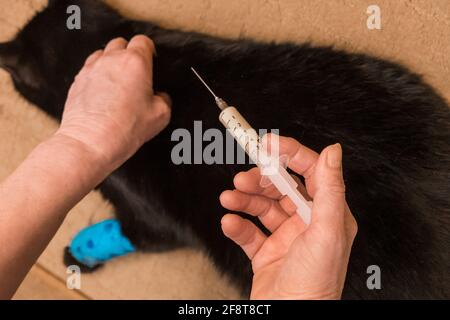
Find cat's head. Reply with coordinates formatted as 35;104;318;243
0;0;135;116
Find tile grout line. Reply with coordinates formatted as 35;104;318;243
34;262;93;300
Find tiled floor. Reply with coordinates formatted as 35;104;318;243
14;265;87;300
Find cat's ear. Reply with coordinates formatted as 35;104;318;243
0;41;19;70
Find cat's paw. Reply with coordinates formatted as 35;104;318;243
63;246;103;273
65;219;136;269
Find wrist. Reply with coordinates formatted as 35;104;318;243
44;132;113;188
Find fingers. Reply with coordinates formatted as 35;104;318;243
234;168;283;200
220;190;289;232
104;37;128;53
155;92;172;109
143;94;172;141
83;37;126;68
234;135;319;199
127;35;155;58
263;134;319;178
151;94;172;119
233;166;310;204
309;144;348;232
84;35;155;68
221;214;267;259
84;49;103;67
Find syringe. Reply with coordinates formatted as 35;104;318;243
191;68;313;225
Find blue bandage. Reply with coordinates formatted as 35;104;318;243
69;219;136;268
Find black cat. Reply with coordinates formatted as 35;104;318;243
0;0;449;299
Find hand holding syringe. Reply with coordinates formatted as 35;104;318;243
191;68;313;225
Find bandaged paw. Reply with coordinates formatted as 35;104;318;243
69;219;136;268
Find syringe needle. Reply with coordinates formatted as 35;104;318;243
191;67;218;98
191;67;229;110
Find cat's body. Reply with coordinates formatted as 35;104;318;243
0;0;449;299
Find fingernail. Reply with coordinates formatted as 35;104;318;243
327;143;342;169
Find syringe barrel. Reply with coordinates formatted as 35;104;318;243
219;107;260;163
219;106;312;225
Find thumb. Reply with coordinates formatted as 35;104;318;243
310;143;347;230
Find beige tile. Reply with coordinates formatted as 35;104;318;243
13;265;87;300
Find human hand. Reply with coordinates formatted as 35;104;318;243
56;35;171;172
220;135;357;299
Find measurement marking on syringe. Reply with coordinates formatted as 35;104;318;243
191;67;312;226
